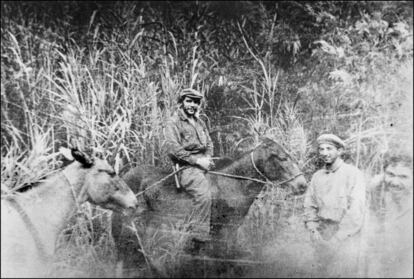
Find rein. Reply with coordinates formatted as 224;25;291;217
208;169;303;188
60;171;87;213
134;166;187;197
250;151;269;181
136;150;303;197
209;152;303;187
207;170;269;184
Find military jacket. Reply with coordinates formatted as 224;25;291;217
164;108;213;165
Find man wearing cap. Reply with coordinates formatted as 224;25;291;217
163;88;214;251
303;133;366;277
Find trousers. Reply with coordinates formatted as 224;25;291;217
179;167;212;242
313;220;363;277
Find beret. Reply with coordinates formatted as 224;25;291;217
317;134;345;149
179;88;203;100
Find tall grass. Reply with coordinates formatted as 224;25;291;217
1;3;212;276
1;1;412;277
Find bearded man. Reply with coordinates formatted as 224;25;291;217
367;154;413;277
163;88;214;251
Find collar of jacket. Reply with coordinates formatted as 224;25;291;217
178;107;200;121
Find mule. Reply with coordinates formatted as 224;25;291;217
1;148;139;278
111;138;307;276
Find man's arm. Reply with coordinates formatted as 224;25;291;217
334;168;366;241
303;177;324;242
303;177;320;231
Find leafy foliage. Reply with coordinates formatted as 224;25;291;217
1;1;412;277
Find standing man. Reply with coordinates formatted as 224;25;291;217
367;154;413;277
303;134;366;277
164;88;214;250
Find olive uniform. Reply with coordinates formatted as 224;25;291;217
164;91;213;242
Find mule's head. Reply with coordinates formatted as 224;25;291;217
254;138;307;195
70;149;139;213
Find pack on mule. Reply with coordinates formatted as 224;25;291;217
1;148;139;278
111;138;307;275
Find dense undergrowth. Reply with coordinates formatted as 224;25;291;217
1;1;412;277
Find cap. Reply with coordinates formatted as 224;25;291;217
179;88;203;101
317;134;345;149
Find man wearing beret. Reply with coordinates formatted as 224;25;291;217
164;88;214;252
303;133;366;277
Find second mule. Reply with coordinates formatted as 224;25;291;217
1;148;138;278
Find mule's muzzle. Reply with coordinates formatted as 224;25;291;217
290;174;307;195
108;190;138;214
124;193;139;211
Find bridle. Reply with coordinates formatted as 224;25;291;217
248;151;304;187
208;149;303;188
60;171;87;213
133;149;304;198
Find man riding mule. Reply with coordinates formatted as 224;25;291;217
111;137;307;277
163;88;215;247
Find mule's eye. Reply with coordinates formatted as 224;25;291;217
386;171;395;178
275;154;287;161
98;169;116;177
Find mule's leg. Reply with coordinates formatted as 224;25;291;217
111;212;127;275
111;212;124;244
111;213;146;276
210;196;242;257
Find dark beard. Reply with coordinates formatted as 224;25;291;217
183;107;198;117
385;181;407;192
384;181;410;207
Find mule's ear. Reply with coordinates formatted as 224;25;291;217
71;148;95;168
59;147;74;161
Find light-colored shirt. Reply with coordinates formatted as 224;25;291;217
304;159;366;240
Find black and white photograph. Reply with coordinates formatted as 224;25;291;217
1;1;413;278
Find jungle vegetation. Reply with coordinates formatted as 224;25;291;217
1;1;412;277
